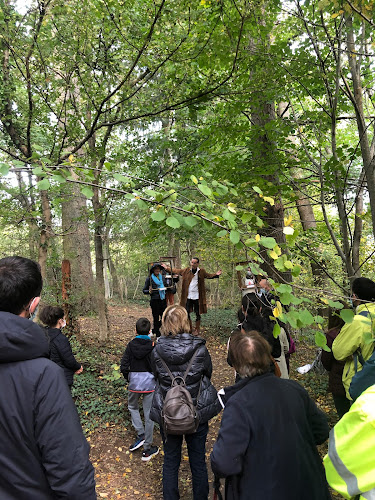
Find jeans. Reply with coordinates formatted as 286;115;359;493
161;422;209;500
128;391;154;449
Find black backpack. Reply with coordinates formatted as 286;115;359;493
159;349;201;435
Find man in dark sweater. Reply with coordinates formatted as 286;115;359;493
0;256;96;500
120;317;159;461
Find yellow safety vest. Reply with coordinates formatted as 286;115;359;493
323;385;375;500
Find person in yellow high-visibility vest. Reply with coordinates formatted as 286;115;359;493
323;384;375;499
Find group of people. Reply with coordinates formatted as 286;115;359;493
143;258;221;337
1;254;375;499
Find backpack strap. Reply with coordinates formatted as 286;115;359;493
158;348;200;385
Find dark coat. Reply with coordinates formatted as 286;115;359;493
321;327;347;396
143;274;168;301
47;327;81;386
211;373;331;500
120;336;155;380
150;333;221;426
0;312;95;500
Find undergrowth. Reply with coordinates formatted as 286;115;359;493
70;336;129;435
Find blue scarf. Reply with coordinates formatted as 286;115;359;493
151;273;165;300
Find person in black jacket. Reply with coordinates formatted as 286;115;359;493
150;305;221;500
0;256;95;500
143;263;167;337
39;305;83;388
120;317;158;461
211;331;331;500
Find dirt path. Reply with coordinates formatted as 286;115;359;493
83;304;342;499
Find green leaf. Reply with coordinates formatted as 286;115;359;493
151;210;166;221
284;261;293;270
81;186;94;198
275;284;292;293
253;186;263;195
273;323;281;338
259;237;277;249
52;174;67;184
279;292;293;306
222;208;235;222
325;299;343;309
32;166;44;176
315;331;330;351
198;184;212;197
166;216;181;229
298;308;315;326
36;178;50;190
241;213;252;223
340;309;354;324
114;173;130;183
245;239;258;247
230;230;241;244
230;187;238;196
191;175;198;185
184;216;198;228
291;265;301;277
0;163;9;176
216;229;227;238
235;264;244;271
136;199;148;210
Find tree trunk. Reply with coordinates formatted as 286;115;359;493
61;176;95;315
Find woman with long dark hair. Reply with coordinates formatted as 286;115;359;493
39;305;82;389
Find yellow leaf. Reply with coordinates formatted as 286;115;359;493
263;196;274;206
68;154;75;163
331;12;340;18
269;250;278;260
273;301;282;318
274;245;282;256
125;468;132;472
255;234;260;242
284;214;293;226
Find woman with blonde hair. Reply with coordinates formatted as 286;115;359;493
150;305;220;500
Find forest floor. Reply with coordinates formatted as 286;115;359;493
74;303;345;500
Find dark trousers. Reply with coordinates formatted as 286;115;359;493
161;422;209;500
150;299;166;337
332;393;351;419
186;298;201;321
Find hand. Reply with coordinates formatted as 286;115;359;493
216;270;222;276
75;365;83;375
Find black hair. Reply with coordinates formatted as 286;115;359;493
136;317;151;335
352;277;375;303
0;256;43;315
191;257;199;263
39;305;64;327
241;293;277;355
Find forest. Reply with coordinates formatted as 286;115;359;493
0;0;374;497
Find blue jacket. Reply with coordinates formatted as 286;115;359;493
0;312;96;499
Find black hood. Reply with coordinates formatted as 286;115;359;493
155;333;206;364
130;338;155;360
0;311;50;363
